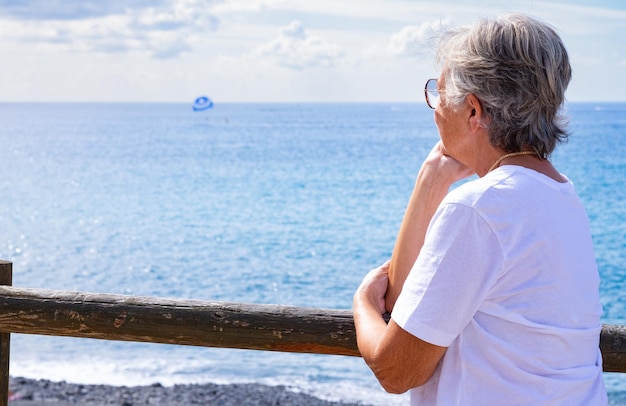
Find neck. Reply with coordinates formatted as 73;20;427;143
488;151;538;173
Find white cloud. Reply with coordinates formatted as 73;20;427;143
280;19;306;38
254;20;345;70
132;0;218;32
211;0;286;14
0;0;220;59
386;19;452;58
1;0;625;102
355;18;452;64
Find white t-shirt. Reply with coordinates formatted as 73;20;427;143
392;166;607;405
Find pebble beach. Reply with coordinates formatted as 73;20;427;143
8;377;370;406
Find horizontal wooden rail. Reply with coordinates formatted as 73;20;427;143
0;286;359;357
0;285;625;372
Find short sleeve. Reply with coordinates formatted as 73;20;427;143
391;202;504;347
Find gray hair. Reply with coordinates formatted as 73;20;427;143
436;13;571;157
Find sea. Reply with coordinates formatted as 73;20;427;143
1;102;625;405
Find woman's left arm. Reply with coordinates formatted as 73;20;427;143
353;262;447;394
385;142;473;312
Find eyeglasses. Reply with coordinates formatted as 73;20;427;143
424;78;440;109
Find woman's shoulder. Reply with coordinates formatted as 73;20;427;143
443;166;578;219
443;172;507;207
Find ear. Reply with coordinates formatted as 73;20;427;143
466;94;484;131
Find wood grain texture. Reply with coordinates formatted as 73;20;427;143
0;286;359;357
0;261;12;406
0;283;624;372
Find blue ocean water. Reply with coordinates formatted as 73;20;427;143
1;102;625;404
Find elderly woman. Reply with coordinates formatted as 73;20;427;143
353;13;607;405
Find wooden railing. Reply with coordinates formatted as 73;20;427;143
0;260;625;406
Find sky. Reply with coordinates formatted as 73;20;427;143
0;0;624;103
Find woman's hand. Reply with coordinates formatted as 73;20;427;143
354;261;390;316
354;260;447;394
423;141;475;186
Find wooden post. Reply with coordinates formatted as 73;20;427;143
601;323;626;372
0;261;12;406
